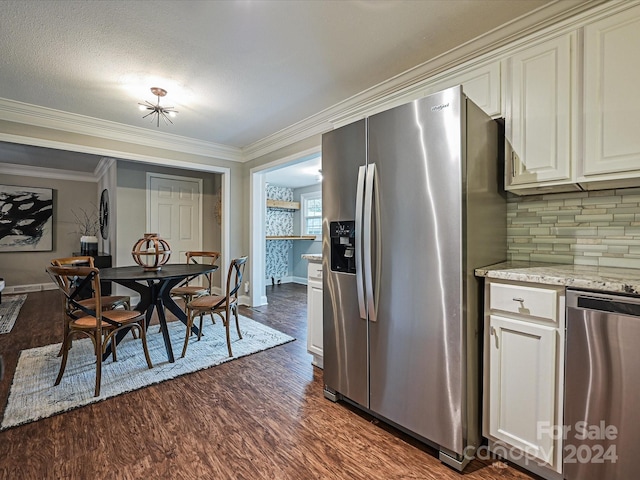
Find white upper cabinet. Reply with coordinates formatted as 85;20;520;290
581;4;640;179
426;62;501;117
504;33;576;191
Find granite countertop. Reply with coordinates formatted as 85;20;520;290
476;261;640;295
301;254;322;263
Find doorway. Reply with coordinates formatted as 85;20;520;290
249;147;321;306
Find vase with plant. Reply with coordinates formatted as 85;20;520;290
72;205;99;255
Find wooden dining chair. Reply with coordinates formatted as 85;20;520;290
170;251;220;326
52;256;135;351
47;265;153;397
51;256;131;311
182;256;248;358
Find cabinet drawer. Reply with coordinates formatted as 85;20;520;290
489;282;558;321
308;263;323;281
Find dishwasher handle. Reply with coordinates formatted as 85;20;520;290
569;290;640;317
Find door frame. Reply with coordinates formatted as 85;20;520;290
249;146;321;307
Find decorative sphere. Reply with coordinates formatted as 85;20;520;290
131;233;172;271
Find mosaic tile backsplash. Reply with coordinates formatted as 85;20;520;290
508;187;640;269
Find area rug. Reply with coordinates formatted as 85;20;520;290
0;294;27;334
1;315;294;430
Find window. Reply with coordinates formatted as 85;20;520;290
301;192;322;237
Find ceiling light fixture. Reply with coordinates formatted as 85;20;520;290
138;87;178;127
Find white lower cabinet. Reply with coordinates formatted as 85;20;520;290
483;280;565;478
307;262;323;368
488;315;556;461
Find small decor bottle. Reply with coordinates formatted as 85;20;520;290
131;233;172;271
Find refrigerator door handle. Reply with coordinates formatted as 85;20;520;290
355;165;367;319
364;163;377;322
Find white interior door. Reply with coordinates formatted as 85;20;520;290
147;173;202;261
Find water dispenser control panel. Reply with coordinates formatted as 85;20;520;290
330;221;356;274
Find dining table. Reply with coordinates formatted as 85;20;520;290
99;263;218;363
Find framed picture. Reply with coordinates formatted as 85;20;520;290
0;184;53;252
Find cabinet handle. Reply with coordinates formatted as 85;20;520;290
490;326;499;349
511;151;516;178
512;297;524;302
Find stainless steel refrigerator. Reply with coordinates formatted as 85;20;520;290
321;86;506;470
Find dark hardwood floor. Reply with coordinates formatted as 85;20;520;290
0;284;538;479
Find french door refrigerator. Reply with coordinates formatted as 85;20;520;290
322;86;506;470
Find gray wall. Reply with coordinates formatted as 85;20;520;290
0;174;98;286
292;183;322;281
115;160;222;287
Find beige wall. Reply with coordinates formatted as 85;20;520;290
0;119;245;291
0;120;322;293
0;173;98;286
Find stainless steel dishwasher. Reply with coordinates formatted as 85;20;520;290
564;289;640;479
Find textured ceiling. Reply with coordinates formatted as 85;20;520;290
0;0;563;151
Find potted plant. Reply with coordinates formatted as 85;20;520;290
72;205;99;255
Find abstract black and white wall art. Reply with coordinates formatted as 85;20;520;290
0;185;53;252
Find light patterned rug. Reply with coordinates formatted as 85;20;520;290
1;315;294;430
0;294;27;334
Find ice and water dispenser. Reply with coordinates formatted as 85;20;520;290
330;221;356;274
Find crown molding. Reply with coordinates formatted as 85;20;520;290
94;157;117;179
0;162;97;182
0;98;243;162
242;0;611;161
0;0;622;165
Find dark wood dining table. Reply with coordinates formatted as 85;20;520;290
99;263;218;363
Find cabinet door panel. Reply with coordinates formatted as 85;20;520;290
583;5;640;176
427;62;501;117
489;315;556;465
506;34;574;188
307;279;324;362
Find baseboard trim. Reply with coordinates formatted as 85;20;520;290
265;276;307;286
4;282;57;294
265;276;293;285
